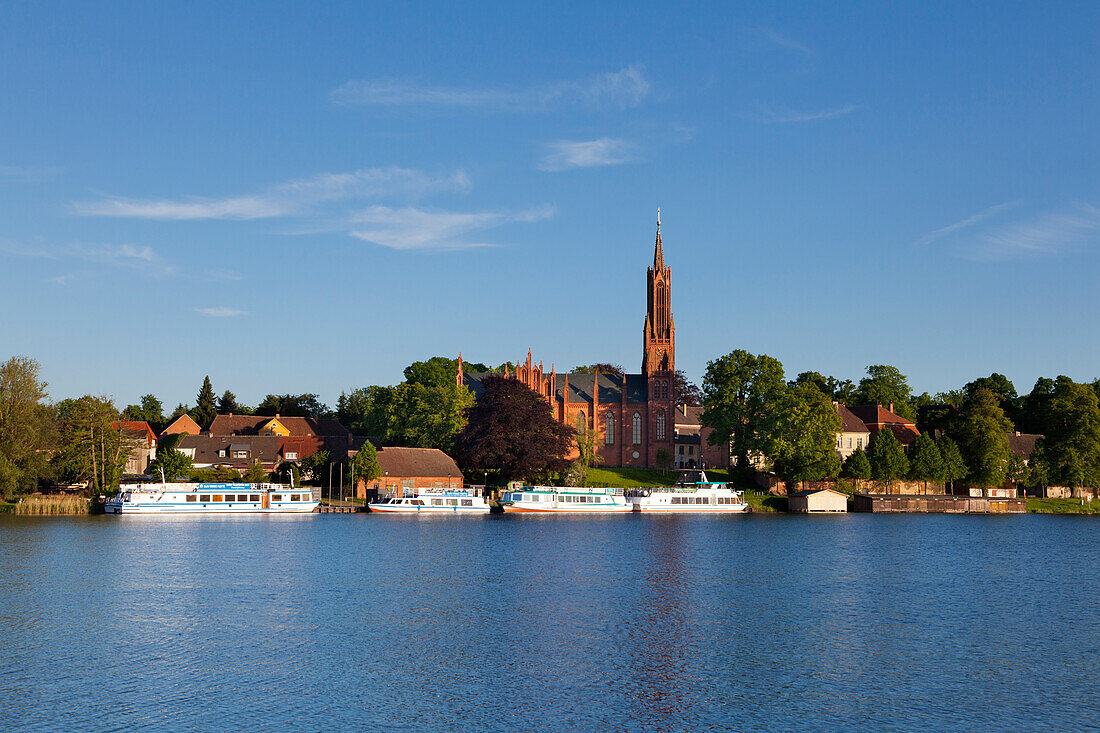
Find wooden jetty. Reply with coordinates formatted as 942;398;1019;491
315;504;367;514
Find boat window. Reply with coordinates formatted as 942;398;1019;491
186;495;197;502
213;494;224;502
414;500;425;506
447;499;458;506
250;494;260;502
461;499;472;506
272;494;282;502
199;495;210;502
432;499;443;506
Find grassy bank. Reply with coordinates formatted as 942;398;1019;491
1026;497;1099;515
14;495;93;515
583;467;679;488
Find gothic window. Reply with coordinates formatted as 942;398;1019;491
632;412;642;445
605;413;615;445
656;410;666;440
575;411;586;433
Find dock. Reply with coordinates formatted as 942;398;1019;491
315;504;367;513
853;494;1025;513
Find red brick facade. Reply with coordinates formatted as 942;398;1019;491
460;214;678;468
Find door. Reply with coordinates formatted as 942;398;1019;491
261;493;270;509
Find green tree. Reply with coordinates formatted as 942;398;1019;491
907;432;944;491
672;370;702;407
352;440;381;482
655;447;673;469
700;350;786;475
337;385;397;438
121;394;165;425
217;390;239;414
193;376;217;428
167;403;192;423
53;395;133;494
299;450;331;483
769;382;842;489
868;428;909;490
1038;377;1100;488
790;371;856;403
841;448;872;480
937;436;967;491
244;461;268;483
388;381;472;452
404;356;463;390
854;365;916;420
457;375;575;482
256;393;330;418
0;355;53;498
147;433;193;481
571;363;625;376
956;387;1013;487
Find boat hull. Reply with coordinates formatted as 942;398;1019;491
368;504;489;514
501;503;632;513
629;502;749;513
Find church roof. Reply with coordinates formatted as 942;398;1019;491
462;371;650;404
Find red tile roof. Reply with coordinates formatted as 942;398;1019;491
207;414;351;437
112;420;156;444
377;447;462;479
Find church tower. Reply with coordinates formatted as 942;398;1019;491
642;209;675;468
642;209;675;376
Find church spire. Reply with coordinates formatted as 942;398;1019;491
653;207;665;271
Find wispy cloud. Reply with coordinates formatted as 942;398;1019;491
331;65;650;112
539;138;636;171
749;103;862;124
2;241;174;277
758;29;812;56
202;268;245;282
920;202;1100;261
969;204;1100;261
348;205;554;251
0;164;61;181
73;167;471;221
194;307;248;317
918;201;1019;245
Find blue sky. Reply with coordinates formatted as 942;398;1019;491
2;1;1098;409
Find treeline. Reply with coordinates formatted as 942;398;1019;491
700;350;1100;490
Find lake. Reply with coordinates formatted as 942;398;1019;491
1;513;1096;731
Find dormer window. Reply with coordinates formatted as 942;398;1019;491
285;451;298;460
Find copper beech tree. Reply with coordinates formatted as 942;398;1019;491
457;375;575;483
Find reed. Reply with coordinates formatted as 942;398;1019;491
14;494;92;515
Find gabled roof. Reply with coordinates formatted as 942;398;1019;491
177;435;284;465
207;414;350;437
161;413;201;437
1007;432;1043;459
844;404;920;445
463;371;651;404
113;420;156;443
376;447;462;478
837;404;871;434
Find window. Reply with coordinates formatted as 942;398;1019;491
284;451;298;460
605;413;615;445
656;410;666;441
249;494;260;502
234;450;249;459
186;495;197;502
632;412;642;445
199;495;210;502
575;411;586;433
847;437;853;448
432;499;443;506
461;499;472;507
857;438;863;448
678;445;684;455
688;446;694;455
213;494;224;502
272;494;282;502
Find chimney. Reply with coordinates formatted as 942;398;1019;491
1016;431;1021;436
275;413;280;419
229;412;233;418
888;402;894;413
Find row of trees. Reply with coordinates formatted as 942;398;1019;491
700;350;1100;489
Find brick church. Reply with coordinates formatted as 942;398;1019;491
458;212;682;468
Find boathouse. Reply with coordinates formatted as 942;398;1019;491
788;488;848;513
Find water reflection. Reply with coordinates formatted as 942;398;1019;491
0;514;1097;731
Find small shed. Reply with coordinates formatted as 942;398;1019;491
788;488;848;513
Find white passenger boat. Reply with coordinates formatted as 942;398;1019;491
500;486;632;513
627;470;749;513
104;482;319;514
368;487;490;514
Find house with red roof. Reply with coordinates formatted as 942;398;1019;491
112;420;158;475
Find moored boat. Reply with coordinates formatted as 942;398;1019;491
500;486;632;513
368;487;490;514
627;470;749;513
104;482;318;514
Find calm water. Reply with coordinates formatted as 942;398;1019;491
1;513;1097;732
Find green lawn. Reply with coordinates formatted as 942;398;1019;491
583;467;678;488
1026;497;1099;515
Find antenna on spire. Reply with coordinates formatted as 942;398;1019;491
657;206;661;228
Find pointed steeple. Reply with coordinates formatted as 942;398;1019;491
653;207;665;271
